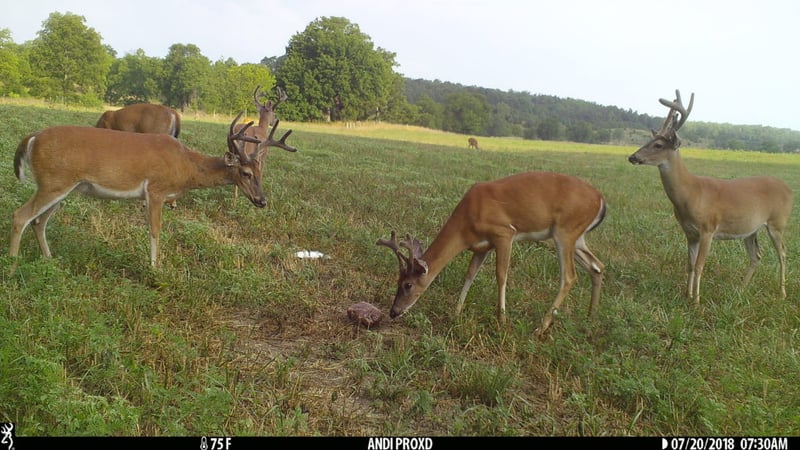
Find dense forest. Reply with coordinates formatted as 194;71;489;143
2;12;800;152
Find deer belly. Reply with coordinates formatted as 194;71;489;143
512;228;552;242
75;181;146;200
714;227;762;240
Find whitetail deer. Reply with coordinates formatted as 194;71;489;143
628;90;793;303
232;85;294;201
96;103;181;138
468;137;479;149
377;171;606;338
10;112;296;268
97;103;184;208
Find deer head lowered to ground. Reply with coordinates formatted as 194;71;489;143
628;89;793;303
377;171;607;339
96;103;184;207
10;112;297;268
96;103;181;138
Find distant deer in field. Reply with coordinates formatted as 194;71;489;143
628;90;793;303
378;171;606;339
96;103;181;138
10;112;298;269
468;137;479;149
232;85;294;202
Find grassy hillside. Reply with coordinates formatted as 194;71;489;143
0;104;798;436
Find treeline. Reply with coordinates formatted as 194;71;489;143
2;12;799;152
404;78;800;152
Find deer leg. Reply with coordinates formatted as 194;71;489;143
765;224;787;298
686;236;700;301
574;235;604;317
31;203;63;258
145;192;165;268
10;189;70;258
536;237;577;339
692;234;713;306
493;239;513;325
456;250;489;317
742;234;761;286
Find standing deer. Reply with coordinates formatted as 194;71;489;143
232;85;294;202
468;137;479;149
10;112;297;268
97;103;184;208
628;90;793;303
96;103;181;138
377;171;606;338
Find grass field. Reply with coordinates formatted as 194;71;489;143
0;103;798;436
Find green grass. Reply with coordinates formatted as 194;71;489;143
0;103;798;436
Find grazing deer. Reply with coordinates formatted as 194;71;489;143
628;90;793;303
10;112;297;268
468;137;479;149
377;171;606;338
96;103;181;138
97;103;184;208
232;85;294;202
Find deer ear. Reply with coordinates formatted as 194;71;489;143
223;152;240;167
412;257;429;275
650;129;658;137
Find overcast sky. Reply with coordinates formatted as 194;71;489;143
3;0;799;130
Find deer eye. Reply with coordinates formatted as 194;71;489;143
240;170;253;178
654;143;663;149
403;282;413;290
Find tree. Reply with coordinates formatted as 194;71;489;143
567;121;594;143
487;102;513;137
413;94;444;129
222;63;276;116
442;91;490;135
26;12;111;105
161;43;211;111
276;16;405;122
105;49;163;104
537;117;564;141
0;29;27;97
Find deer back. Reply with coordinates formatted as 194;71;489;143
96;103;181;138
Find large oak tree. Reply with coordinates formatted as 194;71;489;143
276;16;406;122
26;12;111;105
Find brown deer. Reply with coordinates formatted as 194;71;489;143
628;90;793;303
377;171;606;338
97;103;184;208
232;85;294;201
96;103;181;138
10;112;297;268
468;137;479;149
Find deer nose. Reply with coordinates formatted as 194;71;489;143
389;306;404;319
252;197;267;208
628;155;641;165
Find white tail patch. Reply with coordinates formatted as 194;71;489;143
16;136;37;183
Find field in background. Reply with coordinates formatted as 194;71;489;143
0;103;798;436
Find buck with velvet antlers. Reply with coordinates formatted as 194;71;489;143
628;90;793;303
10;112;296;268
378;171;607;338
232;85;295;201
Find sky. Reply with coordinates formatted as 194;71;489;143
3;0;800;131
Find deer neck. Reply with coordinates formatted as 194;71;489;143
419;219;471;284
658;149;699;206
183;151;236;190
257;111;274;130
